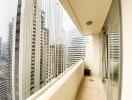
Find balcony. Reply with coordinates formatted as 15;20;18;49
27;60;106;100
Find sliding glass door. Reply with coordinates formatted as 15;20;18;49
101;0;122;100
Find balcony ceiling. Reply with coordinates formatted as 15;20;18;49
60;0;112;35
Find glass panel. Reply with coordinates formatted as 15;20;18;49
108;0;121;100
0;0;90;99
102;0;121;100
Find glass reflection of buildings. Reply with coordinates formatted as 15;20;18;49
12;0;67;99
67;30;89;67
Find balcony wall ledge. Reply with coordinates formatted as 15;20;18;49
27;60;84;100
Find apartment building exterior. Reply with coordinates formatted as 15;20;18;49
42;0;66;79
11;0;72;99
39;10;46;88
41;22;55;85
42;28;55;84
7;19;14;100
13;0;41;99
67;30;89;67
41;10;55;85
0;60;8;78
55;44;66;77
0;37;2;56
43;44;55;84
1;42;8;60
0;77;8;100
0;0;132;99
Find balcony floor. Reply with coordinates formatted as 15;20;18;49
76;75;106;100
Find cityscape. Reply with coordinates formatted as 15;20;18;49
0;0;89;99
1;0;130;100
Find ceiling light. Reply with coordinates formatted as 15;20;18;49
86;21;93;25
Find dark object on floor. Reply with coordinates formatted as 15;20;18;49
89;79;94;81
84;69;91;76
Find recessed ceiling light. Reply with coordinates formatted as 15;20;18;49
86;21;93;25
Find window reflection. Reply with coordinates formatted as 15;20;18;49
101;0;121;100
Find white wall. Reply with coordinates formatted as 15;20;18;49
85;36;93;69
121;0;132;99
85;34;100;75
93;34;100;75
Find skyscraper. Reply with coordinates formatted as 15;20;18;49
42;0;66;78
7;19;14;100
12;0;66;99
13;0;41;99
55;44;66;77
1;42;8;60
43;30;55;84
0;77;8;100
67;30;89;67
0;37;2;57
40;10;45;88
0;20;14;100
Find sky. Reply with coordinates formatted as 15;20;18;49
0;0;17;42
62;8;77;31
0;0;77;42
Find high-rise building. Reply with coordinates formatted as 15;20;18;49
40;11;55;87
12;0;67;99
0;21;14;99
54;1;67;77
0;77;8;100
40;10;45;88
0;37;2;56
7;19;14;99
40;9;55;85
55;44;66;77
42;30;55;84
43;44;55;84
67;30;89;67
42;0;66;79
13;0;42;99
0;60;8;78
109;32;120;61
1;42;8;60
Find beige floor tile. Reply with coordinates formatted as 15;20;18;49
76;75;106;100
